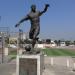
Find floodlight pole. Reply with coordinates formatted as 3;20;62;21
19;29;23;48
0;16;1;21
2;33;4;63
1;32;4;63
0;16;4;63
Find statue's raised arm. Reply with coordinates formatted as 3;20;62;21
15;15;29;27
39;4;50;16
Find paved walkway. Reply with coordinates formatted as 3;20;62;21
43;65;75;75
0;57;75;75
0;63;16;75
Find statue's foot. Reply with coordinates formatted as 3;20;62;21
30;48;34;53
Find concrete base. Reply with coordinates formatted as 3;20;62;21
16;54;44;75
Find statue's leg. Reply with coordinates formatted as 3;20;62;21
29;28;40;52
32;27;40;48
29;29;35;52
33;27;40;40
32;38;36;48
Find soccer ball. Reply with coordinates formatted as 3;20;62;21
25;45;31;52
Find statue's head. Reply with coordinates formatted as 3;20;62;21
31;4;36;12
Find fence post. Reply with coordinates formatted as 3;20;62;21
51;57;54;66
67;59;70;67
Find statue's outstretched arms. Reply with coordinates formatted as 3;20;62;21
15;15;29;27
39;4;49;16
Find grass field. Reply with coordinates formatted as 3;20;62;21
43;48;75;56
8;48;17;60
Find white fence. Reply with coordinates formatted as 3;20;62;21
44;56;75;69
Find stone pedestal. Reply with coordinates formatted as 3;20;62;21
16;54;44;75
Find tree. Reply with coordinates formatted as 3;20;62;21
5;37;9;44
46;39;51;44
73;40;75;45
65;40;71;46
58;40;61;46
24;39;31;44
54;40;58;46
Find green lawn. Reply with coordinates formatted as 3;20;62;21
8;48;75;57
8;49;17;60
43;48;75;56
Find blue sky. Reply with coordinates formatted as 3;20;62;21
0;0;75;40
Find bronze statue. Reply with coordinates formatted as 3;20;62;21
15;4;49;53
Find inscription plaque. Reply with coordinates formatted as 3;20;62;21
19;58;37;75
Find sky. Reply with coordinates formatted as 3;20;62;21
0;0;75;40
